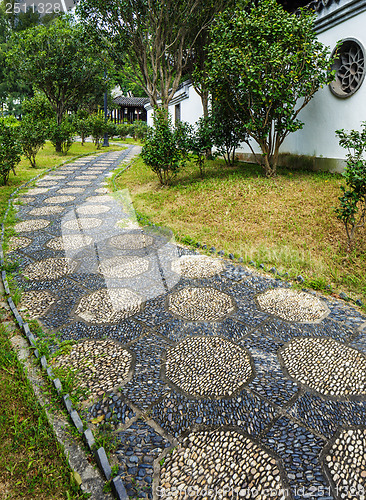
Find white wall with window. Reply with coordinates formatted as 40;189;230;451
144;0;366;172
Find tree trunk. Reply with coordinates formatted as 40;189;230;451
201;90;209;119
55;109;63;153
263;154;276;178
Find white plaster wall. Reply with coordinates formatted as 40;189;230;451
145;7;366;163
145;83;203;127
280;9;366;160
146;107;154;127
179;85;204;125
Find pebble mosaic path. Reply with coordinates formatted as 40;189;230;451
5;147;366;500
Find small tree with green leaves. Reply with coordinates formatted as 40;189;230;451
18;93;53;166
73;109;91;145
88;112;112;148
190;117;213;176
207;0;334;177
0;116;22;185
141;109;191;185
18;116;47;167
335;123;366;248
116;123;130;140
48;119;75;155
210;100;247;167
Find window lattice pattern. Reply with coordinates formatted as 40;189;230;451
330;39;365;98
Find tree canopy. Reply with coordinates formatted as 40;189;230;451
77;0;225;111
7;15;108;124
207;0;334;177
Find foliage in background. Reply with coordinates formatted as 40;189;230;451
335;123;366;248
207;0;334;177
141;109;191;185
77;0;226;111
73;109;91;145
0;115;21;184
48;119;75;155
210;100;247;167
190;117;212;176
7;15;108;151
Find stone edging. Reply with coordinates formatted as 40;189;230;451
0;149;132;500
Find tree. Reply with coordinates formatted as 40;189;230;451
190;117;213;176
73;109;91;146
7;16;107;151
206;0;334;177
0;116;21;185
210;100;247;167
77;0;220;111
335;124;366;249
0;0;57;115
17;93;53;167
18;116;46;167
141;109;191;185
87;112;116;149
185;0;236;119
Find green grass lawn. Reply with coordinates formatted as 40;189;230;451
0;321;88;499
0;141;125;218
112;156;366;305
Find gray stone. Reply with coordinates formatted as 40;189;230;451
70;410;84;433
83;429;95;450
111;476;128;500
95;447;112;480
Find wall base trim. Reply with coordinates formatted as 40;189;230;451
235;152;346;173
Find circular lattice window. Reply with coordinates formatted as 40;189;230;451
330;38;365;98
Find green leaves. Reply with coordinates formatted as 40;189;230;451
7;16;107;124
335;123;366;247
0;116;22;185
206;0;334;177
141;109;191;185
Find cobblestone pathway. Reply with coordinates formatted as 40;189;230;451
5;148;366;500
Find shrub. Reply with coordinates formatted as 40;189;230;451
18;116;47;167
133;121;149;142
190;117;213;176
73;110;91;146
335;123;366;248
210;101;247;167
48;119;75;155
22;93;55;122
19;93;51;166
107;120;118;138
116;123;130;140
0;117;22;185
87;112;114;148
141;109;190;185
